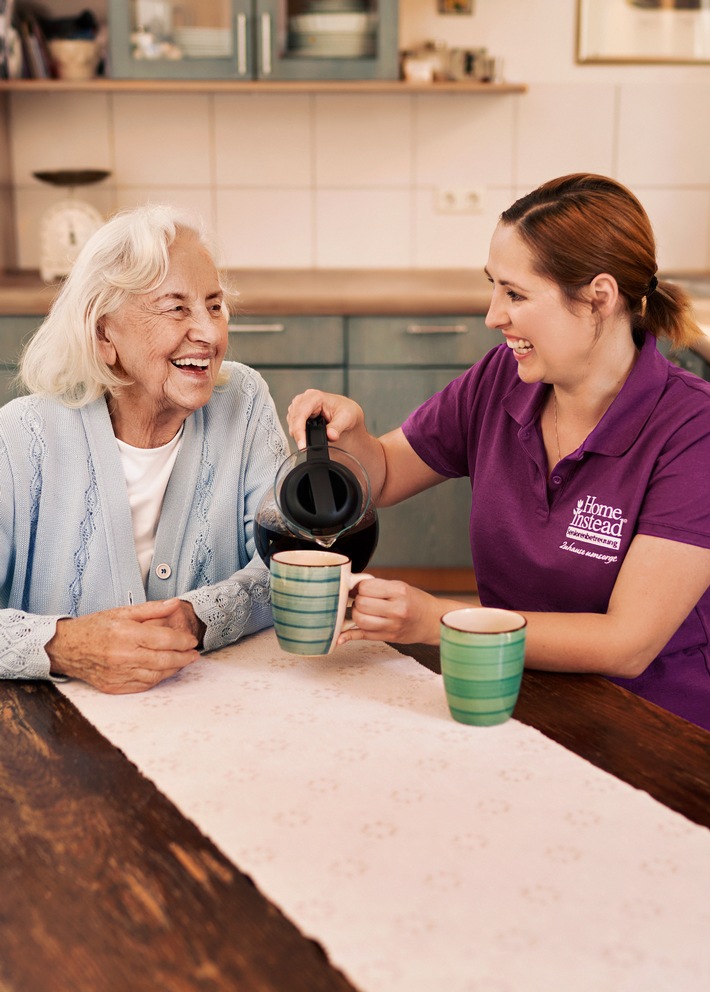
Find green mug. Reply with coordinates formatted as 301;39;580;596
270;550;373;657
440;607;527;726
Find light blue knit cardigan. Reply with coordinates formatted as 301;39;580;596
0;361;289;680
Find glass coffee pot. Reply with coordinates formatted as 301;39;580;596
254;416;379;574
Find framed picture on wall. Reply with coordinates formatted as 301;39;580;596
577;0;710;63
438;1;474;13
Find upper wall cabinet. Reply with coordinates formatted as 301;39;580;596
108;1;399;81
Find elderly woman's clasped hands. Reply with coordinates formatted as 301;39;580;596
47;598;202;694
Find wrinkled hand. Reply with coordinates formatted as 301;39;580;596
46;599;201;694
145;598;206;647
287;389;364;450
339;579;455;647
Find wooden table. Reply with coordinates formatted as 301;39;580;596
1;649;709;992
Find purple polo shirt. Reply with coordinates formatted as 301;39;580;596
402;334;710;731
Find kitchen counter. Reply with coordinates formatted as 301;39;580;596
0;268;494;317
2;268;709;362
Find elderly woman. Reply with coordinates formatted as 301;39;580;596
0;205;288;693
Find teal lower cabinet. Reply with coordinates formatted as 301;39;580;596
3;307;710;585
0;310;490;583
232;313;480;583
657;338;710;379
227;316;346;434
0;316;42;405
347;367;473;571
346;316;499;579
0;366;22;407
256;367;345;430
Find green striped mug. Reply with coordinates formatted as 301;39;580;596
270;550;373;656
440;608;527;726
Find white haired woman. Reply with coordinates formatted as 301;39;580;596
1;204;288;693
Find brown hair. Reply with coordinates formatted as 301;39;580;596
500;173;701;351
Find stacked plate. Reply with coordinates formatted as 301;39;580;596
304;0;369;10
173;27;232;59
288;10;377;59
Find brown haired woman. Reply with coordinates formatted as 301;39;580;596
288;174;710;731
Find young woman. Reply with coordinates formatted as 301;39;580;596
287;174;710;731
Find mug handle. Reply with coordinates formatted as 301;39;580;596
343;572;374;631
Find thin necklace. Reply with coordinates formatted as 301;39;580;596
553;392;561;463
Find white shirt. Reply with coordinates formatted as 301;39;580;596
116;427;184;585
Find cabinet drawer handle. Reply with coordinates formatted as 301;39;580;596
260;13;272;76
236;14;247;76
406;323;469;335
229;323;285;334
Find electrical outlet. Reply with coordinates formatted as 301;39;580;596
435;187;485;214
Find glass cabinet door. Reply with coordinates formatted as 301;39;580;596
107;1;398;80
109;1;253;79
256;1;398;80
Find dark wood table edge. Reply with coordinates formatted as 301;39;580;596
392;642;710;831
3;640;709;991
1;679;360;992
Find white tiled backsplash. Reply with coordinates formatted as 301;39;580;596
8;0;710;273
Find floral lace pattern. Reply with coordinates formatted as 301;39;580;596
183;564;271;651
60;631;710;992
0;611;61;678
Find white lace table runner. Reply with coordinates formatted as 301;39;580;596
59;630;710;992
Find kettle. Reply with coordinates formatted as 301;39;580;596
254;416;379;573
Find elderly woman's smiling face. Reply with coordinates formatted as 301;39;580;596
99;229;229;447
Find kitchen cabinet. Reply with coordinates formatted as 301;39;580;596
347;315;500;571
657;338;710;380
108;1;398;81
0;311;346;424
3;309;709;582
231;312;489;572
0;311;476;576
0;316;40;406
226;314;345;422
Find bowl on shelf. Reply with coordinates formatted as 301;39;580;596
288;31;376;58
289;13;377;33
305;0;368;11
173;27;232;58
288;10;377;58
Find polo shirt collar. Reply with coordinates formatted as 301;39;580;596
502;333;668;457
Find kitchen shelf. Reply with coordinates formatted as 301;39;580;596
0;78;526;94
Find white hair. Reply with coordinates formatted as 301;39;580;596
20;203;233;407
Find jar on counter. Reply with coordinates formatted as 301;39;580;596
401;40;449;82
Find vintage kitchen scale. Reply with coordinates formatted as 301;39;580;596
33;169;110;282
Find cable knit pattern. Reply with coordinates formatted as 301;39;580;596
24;404;45;527
68;457;100;618
190;434;215;590
21;403;45;611
0;362;289;679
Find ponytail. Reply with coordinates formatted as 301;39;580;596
636;279;702;351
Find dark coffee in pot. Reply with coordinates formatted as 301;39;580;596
255;506;378;574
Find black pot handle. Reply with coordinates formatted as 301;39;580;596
305;415;329;453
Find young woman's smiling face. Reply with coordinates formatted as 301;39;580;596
484;222;596;387
99;229;229;446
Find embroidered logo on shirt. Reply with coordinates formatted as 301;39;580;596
559;495;626;564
